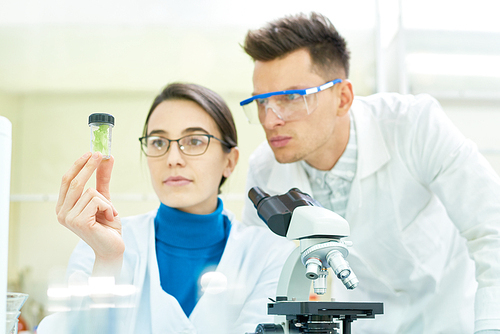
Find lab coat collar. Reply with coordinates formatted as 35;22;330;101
145;212;197;333
117;212;157;333
351;99;391;179
344;99;391;223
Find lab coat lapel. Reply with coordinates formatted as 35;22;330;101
345;101;391;217
145;217;196;333
120;214;153;333
126;214;150;290
351;100;391;180
189;219;238;333
342;101;401;295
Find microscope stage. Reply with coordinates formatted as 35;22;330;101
268;300;383;320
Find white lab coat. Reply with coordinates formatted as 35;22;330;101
37;208;296;334
241;93;500;333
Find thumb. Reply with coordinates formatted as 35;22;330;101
96;155;114;201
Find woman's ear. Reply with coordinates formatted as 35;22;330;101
223;147;239;178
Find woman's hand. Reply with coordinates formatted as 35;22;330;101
56;152;125;278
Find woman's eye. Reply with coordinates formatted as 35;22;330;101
151;139;166;149
187;138;203;146
286;94;300;101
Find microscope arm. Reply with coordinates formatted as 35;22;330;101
275;247;310;301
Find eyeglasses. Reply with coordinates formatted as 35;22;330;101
240;79;342;124
139;134;232;157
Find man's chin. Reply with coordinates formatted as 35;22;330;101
272;149;301;164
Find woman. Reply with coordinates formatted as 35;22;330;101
37;83;295;334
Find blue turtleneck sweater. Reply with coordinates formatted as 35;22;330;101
154;198;231;317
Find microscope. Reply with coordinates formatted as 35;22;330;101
249;187;383;334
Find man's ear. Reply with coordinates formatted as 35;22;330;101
337;80;354;117
223;147;239;178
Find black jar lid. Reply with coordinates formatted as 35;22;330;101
89;113;114;125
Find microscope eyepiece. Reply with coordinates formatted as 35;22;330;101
249;187;270;208
248;187;322;237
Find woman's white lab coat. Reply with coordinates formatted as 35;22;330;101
37;208;296;334
242;93;500;333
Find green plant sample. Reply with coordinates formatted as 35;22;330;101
92;124;110;156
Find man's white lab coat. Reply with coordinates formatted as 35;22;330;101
37;209;296;334
242;93;500;333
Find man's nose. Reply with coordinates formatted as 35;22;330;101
262;106;285;129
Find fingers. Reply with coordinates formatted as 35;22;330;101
57;152;103;219
65;188;117;227
56;152;92;214
96;155;114;201
61;188;123;261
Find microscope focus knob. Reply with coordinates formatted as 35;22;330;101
254;323;285;333
304;257;322;279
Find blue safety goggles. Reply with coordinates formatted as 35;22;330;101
240;79;342;123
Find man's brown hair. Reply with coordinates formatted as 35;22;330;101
243;12;350;79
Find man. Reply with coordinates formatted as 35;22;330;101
240;12;500;334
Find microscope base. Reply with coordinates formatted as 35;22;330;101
265;301;383;334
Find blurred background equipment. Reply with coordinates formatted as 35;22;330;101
6;293;29;334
